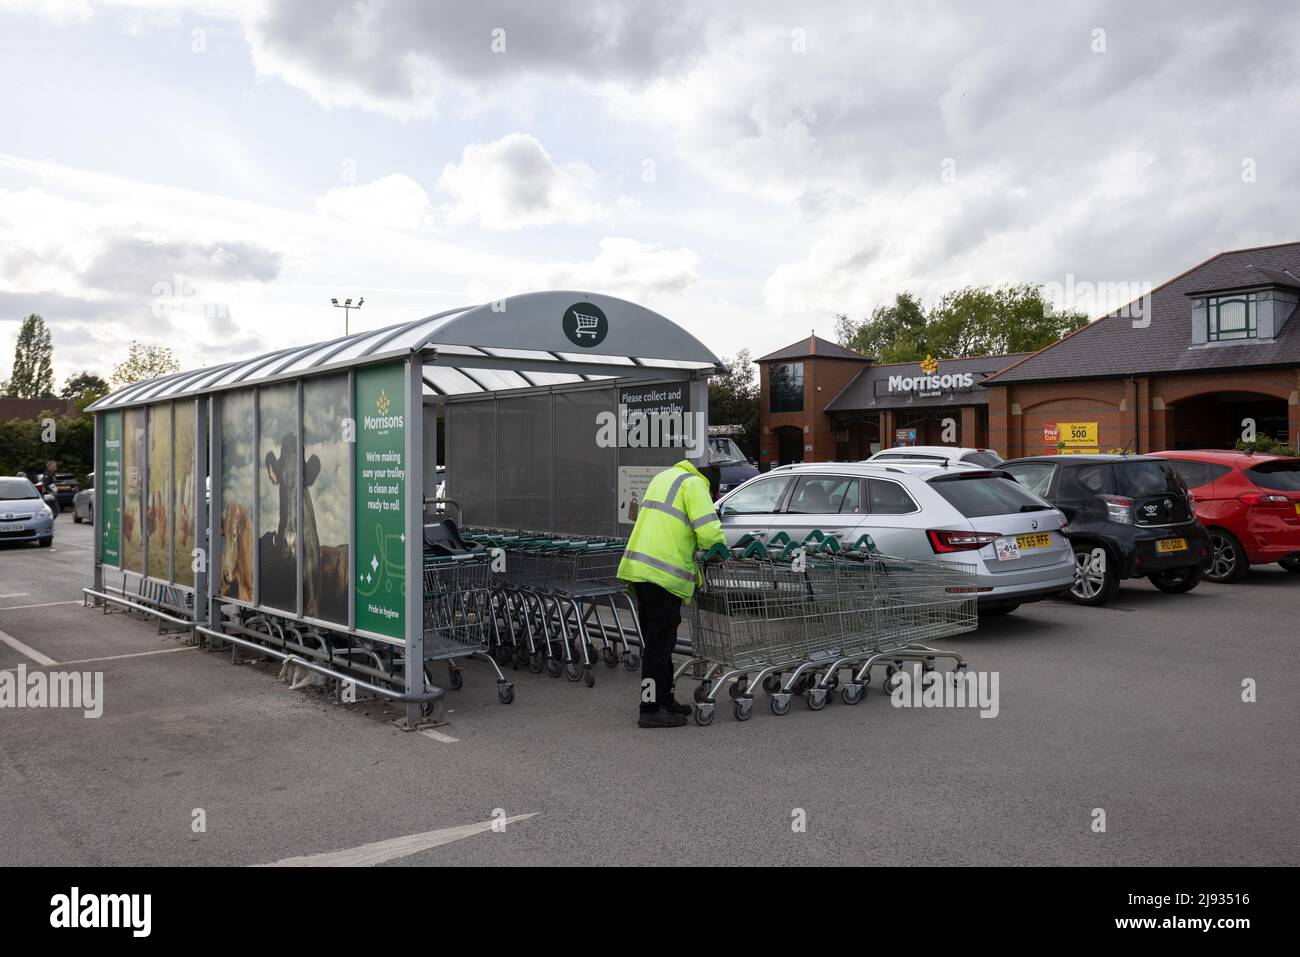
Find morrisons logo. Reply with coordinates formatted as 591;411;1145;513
364;414;404;430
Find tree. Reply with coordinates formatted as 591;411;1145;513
112;341;180;386
4;314;56;399
834;293;928;363
708;349;759;457
61;371;110;410
836;285;1087;361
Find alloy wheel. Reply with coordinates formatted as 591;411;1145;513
1208;532;1238;581
1072;547;1107;601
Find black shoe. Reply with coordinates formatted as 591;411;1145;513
638;708;688;728
664;697;692;716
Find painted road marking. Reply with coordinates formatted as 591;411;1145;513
0;644;195;674
0;628;57;666
419;728;460;744
0;593;28;599
0;600;80;612
256;814;537;867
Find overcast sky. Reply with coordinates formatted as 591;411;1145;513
2;0;1298;385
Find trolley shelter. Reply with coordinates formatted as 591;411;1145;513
85;291;722;727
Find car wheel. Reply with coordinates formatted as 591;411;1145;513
1069;544;1117;606
978;603;1020;618
73;511;82;524
1279;554;1300;573
1148;564;1202;594
1205;528;1248;583
38;537;53;548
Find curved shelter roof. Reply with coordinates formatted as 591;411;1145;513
88;291;722;411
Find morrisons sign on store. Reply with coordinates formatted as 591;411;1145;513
887;356;975;397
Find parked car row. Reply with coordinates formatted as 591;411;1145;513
714;446;1293;616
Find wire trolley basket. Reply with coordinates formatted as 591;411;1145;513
422;552;494;661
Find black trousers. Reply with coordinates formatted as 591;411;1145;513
632;582;682;712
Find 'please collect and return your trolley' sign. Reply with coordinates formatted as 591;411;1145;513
354;362;406;641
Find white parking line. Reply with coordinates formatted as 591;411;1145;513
0;600;80;612
0;644;195;674
0;593;28;599
256;814;537;867
0;627;57;666
419;728;460;744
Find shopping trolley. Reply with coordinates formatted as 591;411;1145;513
422;552;515;704
680;534;977;724
572;311;601;339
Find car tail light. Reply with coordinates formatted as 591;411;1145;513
1239;493;1291;508
1099;494;1134;524
926;529;999;553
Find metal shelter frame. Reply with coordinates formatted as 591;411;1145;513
85;291;722;727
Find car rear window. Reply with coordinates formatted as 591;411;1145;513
1113;460;1183;497
0;478;39;499
960;451;1003;468
1244;459;1300;491
927;473;1049;518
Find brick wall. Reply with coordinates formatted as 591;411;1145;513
758;355;868;466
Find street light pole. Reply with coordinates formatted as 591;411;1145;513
331;296;365;335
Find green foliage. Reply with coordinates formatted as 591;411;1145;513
836;285;1089;362
4;314;56;399
0;411;95;484
112;341;180;386
61;371;110;411
1234;435;1299;457
708;349;759;456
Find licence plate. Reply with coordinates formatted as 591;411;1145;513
1294;503;1300;514
0;524;25;532
1155;538;1188;554
1015;533;1052;550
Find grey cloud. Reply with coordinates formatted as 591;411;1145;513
82;237;282;295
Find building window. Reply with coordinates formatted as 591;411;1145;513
1207;294;1258;341
769;362;804;413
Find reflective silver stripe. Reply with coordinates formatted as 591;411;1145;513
691;511;719;529
623;550;695;581
641;499;688;522
660;471;692;507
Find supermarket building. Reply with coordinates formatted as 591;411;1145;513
756;241;1300;466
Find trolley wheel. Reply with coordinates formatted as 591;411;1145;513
733;698;754;722
564;662;581;682
770;694;791;717
602;646;619;668
840;683;864;705
807;688;828;711
448;668;464;691
693;703;715;727
583;666;596;689
727;678;748;700
546;658;563;678
622;652;640;672
528;652;544;674
694;683;711;703
881;674;902;695
497;682;515;705
761;674;782;695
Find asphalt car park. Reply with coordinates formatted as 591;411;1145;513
1;518;1295;866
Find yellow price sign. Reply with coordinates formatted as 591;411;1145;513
1058;421;1098;448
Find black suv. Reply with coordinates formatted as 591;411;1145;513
1000;454;1211;606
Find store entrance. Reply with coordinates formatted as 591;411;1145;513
776;426;805;465
1165;392;1289;449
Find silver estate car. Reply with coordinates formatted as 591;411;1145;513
715;462;1075;615
0;476;56;548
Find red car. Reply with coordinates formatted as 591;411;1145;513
1150;450;1300;582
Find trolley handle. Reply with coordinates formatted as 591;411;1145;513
698;542;732;563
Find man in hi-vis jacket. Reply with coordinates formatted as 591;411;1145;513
617;455;726;728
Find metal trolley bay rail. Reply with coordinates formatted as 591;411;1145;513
680;534;978;724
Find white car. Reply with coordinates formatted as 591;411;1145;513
716;462;1074;615
867;446;1004;468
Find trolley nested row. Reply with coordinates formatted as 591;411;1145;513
678;532;978;725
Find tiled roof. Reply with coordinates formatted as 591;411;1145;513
756;335;869;362
986;242;1300;384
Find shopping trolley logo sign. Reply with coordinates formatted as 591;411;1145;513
562;302;608;348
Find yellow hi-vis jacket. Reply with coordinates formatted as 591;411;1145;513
617;460;726;601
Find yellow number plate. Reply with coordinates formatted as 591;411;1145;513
1015;533;1052;550
1293;503;1300;514
1155;538;1188;554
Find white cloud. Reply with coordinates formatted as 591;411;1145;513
437;133;604;231
315;174;434;232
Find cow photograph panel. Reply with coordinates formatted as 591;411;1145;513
146;402;172;581
302;375;349;625
121;407;145;574
219;389;255;603
172;401;197;588
258;382;299;614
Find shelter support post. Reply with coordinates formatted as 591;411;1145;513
92;413;103;596
402;354;435;728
